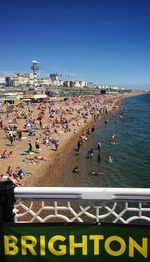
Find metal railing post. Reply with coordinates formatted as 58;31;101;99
0;181;15;222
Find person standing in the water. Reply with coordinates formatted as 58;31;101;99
107;156;113;163
97;152;101;162
110;133;115;144
97;142;101;150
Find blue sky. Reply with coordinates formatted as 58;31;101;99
0;0;150;89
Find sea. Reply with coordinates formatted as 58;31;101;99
59;92;150;188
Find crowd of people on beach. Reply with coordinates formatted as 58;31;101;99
0;93;131;186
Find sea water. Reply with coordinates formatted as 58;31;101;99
60;93;150;188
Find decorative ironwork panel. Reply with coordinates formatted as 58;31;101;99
14;187;150;224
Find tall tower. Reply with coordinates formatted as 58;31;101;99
31;60;39;87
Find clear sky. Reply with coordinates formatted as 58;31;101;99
0;0;150;89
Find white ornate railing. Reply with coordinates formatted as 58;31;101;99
14;187;150;224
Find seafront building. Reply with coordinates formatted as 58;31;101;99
0;60;123;99
0;60;121;93
12;73;34;87
3;72;88;89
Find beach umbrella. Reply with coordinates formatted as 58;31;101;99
38;113;44;117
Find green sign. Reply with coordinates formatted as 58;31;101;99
0;223;150;261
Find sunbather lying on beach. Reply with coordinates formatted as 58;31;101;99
22;157;38;165
0;150;13;159
14;166;32;178
34;155;47;161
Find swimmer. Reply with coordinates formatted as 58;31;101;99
112;133;115;139
97;152;101;162
90;170;98;176
72;167;80;173
90;170;104;176
110;140;116;145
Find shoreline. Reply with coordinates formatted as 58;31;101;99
0;91;144;187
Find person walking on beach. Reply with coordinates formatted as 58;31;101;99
9;130;14;145
28;141;33;153
18;130;22;141
91;126;95;133
39;120;43;129
0;120;3;129
35;138;40;153
77;139;82;152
